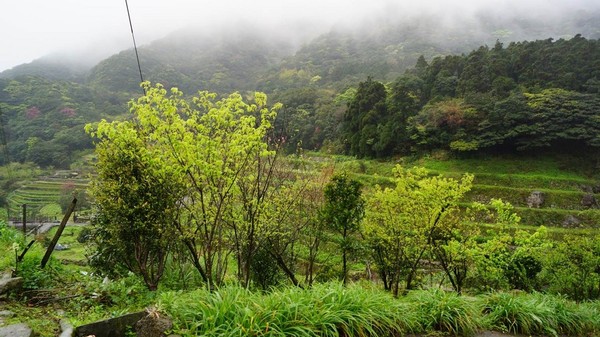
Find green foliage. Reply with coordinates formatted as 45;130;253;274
87;85;188;291
159;282;420;337
406;288;483;336
88;82;282;289
343;77;389;157
76;227;92;244
540;234;600;301
0;76;118;168
0;221;20;273
17;251;63;291
0;223;63;291
483;292;597;336
249;242;284;290
409;98;480;151
158;283;600;337
409;37;600;154
322;173;364;284
363;165;473;293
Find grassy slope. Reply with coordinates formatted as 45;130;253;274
2;153;600;336
6;179;88;221
319;152;600;230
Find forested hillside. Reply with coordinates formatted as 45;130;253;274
0;76;126;167
0;9;599;168
343;36;600;158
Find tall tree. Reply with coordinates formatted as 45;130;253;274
322;173;364;284
87;119;183;291
88;82;282;289
363;166;473;294
343;77;388;157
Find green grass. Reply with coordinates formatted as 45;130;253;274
483;292;597;336
414;155;595;180
405;288;483;336
159;283;420;337
45;225;89;264
158;283;600;337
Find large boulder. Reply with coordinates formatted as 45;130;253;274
563;215;582;228
0;277;23;296
135;310;173;337
581;193;597;208
0;323;33;337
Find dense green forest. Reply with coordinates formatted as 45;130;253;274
343;36;600;157
1;10;599;169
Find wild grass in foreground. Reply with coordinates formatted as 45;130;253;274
158;283;600;337
158;283;420;337
484;292;599;336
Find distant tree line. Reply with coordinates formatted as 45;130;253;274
2;36;600;167
342;35;600;157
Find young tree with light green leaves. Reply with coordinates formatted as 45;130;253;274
363;166;473;295
87;82;282;289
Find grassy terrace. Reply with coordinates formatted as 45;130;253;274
6;179;88;220
305;153;600;230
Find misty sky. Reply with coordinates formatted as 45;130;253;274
1;0;598;72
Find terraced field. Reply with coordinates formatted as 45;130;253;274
6;177;89;222
4;154;598;230
328;154;600;230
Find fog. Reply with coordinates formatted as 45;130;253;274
1;0;598;72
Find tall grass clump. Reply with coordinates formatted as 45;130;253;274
404;288;483;336
158;282;420;337
301;282;419;336
483;291;599;336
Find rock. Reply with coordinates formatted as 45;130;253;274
73;311;146;337
0;323;33;337
59;319;74;337
563;215;582;228
526;191;545;208
0;277;23;296
135;309;173;337
0;311;13;318
55;243;69;251
581;193;597;208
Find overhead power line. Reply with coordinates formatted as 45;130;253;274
124;0;146;94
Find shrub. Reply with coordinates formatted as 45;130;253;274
482;291;598;336
76;227;92;244
405;288;483;336
159;282;420;337
540;235;600;301
17;250;62;291
249;242;284;290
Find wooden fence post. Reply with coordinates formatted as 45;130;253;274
41;198;77;268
